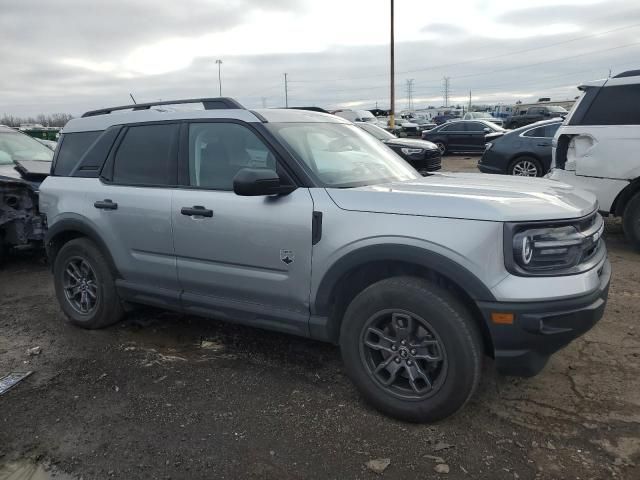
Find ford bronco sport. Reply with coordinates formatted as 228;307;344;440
40;98;610;422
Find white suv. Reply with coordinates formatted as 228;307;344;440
547;69;640;249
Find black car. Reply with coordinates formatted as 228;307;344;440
421;120;504;155
478;119;562;177
356;122;441;174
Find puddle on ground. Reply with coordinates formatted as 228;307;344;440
0;460;75;480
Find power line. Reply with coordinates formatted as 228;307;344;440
450;41;640;80
292;22;640;83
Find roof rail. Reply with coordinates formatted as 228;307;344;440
613;69;640;79
81;97;245;118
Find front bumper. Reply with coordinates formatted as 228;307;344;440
478;258;611;376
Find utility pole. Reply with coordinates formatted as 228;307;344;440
261;97;267;108
284;73;289;108
406;79;414;110
129;93;137;104
468;90;472;111
215;59;223;96
389;0;395;129
442;76;451;108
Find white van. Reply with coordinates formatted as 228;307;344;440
547;70;640;250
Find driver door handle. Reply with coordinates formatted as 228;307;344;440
181;206;213;218
94;199;118;210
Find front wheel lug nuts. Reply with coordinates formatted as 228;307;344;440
407;360;413;366
394;357;401;363
391;345;397;351
410;349;416;355
401;340;406;346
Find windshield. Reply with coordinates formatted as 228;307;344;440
266;122;419;188
358;123;396;140
0;131;54;165
357;110;378;122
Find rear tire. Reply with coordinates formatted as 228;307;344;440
339;276;483;422
53;238;124;329
508;156;542;177
623;192;640;251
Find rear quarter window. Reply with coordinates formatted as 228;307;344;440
579;84;640;125
54;131;101;176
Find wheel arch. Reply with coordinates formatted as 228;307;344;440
311;244;496;354
611;177;640;217
45;216;120;277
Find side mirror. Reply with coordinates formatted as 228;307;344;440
544;111;551;117
483;127;491;133
233;168;295;196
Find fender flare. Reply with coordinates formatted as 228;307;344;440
44;215;119;276
311;244;496;317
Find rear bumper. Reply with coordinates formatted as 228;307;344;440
478;259;611;376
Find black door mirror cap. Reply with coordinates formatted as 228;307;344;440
233;168;296;196
483;127;491;133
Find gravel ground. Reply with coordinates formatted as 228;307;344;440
0;157;638;479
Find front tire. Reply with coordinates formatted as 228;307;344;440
623;192;640;251
53;238;124;329
508;156;542;177
340;276;483;422
434;141;447;155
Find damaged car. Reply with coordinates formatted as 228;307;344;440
0;125;52;260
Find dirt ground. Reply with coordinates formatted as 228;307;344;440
1;156;638;479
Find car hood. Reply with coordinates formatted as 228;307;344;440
326;172;596;222
384;138;438;150
0;160;50;189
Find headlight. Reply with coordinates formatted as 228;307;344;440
485;142;493;150
401;147;424;155
504;214;605;276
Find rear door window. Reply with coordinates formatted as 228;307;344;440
112;123;178;185
464;122;486;132
54;131;101;176
580;85;640;125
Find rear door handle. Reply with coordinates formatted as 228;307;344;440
181;206;213;218
94;199;118;210
537;143;551;147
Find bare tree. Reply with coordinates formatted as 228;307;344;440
0;113;74;128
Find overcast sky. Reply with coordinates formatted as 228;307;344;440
1;0;639;116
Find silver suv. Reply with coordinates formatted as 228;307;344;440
40;98;611;422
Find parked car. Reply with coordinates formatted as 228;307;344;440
432;114;458;125
0;125;52;260
332;109;387;129
463;111;504;127
421;120;505;154
355;122;441;174
41;97;609;423
504;105;567;129
547;69;640;250
395;119;420;137
478;119;562;177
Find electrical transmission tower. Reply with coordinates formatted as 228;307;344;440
406;79;414;110
442;76;451;107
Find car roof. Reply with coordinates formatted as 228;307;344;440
62;104;348;134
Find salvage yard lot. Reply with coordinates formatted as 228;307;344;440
0;156;638;479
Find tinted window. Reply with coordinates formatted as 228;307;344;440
113;124;178;185
544;123;561;137
523;126;546;137
440;123;462;132
188;123;275;190
464;122;486;132
54;131;100;176
581;85;640;125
